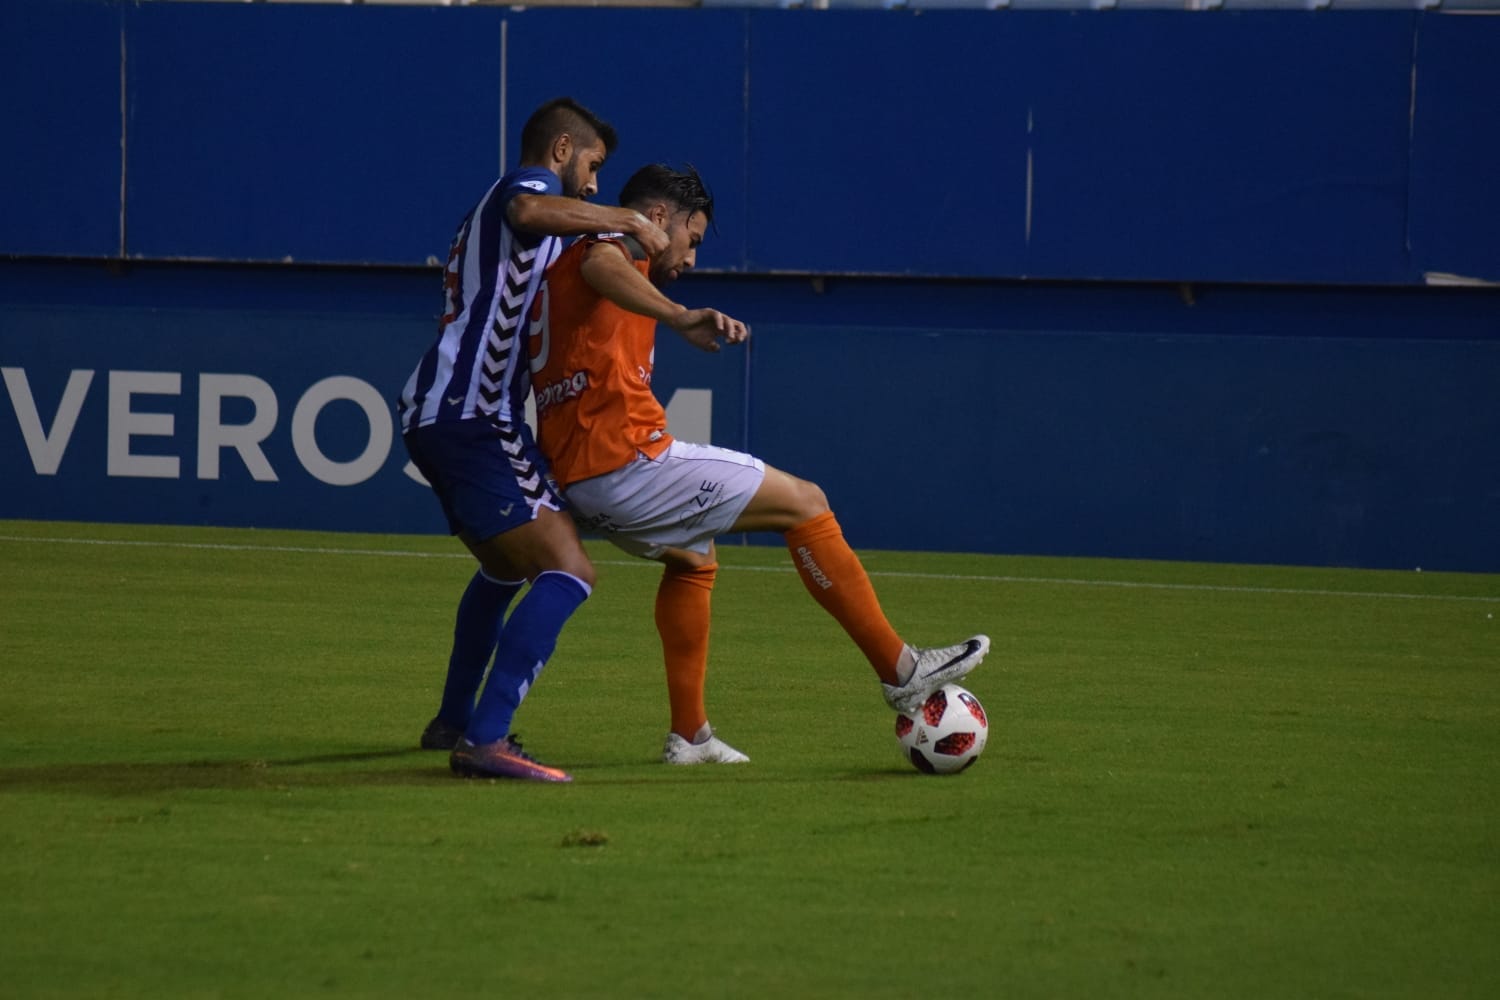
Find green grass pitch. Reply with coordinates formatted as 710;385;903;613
1;519;1496;999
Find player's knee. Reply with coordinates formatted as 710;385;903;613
563;555;597;589
793;478;831;520
526;507;595;586
660;547;714;573
533;555;594;589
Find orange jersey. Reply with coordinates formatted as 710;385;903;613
528;236;672;486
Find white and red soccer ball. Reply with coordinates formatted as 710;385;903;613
895;684;988;775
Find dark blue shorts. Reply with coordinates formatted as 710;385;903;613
403;419;565;543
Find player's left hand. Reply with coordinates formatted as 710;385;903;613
670;308;750;353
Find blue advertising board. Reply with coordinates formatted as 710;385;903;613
4;2;1498;284
0;263;749;536
0;0;123;258
123;2;506;264
3;3;1497;571
3;262;1496;571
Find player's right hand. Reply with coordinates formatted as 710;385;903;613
624;210;670;258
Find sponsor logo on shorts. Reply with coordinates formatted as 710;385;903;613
674;480;722;533
796;546;833;590
576;510;615;533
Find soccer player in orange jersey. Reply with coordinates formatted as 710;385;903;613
528;164;989;764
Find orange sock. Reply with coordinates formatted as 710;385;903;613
785;512;905;684
655;562;718;739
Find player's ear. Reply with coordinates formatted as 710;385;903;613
551;133;572;166
647;202;670;227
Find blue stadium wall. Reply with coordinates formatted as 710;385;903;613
2;0;1497;571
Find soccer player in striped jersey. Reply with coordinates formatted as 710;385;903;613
398;98;668;782
528;164;990;765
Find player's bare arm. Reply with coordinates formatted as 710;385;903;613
508;195;669;257
578;241;749;353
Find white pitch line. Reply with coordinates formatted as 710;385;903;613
1;534;1497;604
0;535;465;560
593;561;1500;604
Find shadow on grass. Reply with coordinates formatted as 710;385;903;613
0;747;446;796
0;748;920;796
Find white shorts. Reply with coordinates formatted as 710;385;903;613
563;440;767;559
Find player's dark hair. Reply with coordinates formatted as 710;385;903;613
618;164;715;223
519;97;619;162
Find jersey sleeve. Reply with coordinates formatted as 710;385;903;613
498;166;562;199
494;167;563;232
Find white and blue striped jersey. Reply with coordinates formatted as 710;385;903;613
399;167;564;432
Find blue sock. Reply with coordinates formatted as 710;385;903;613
436;570;524;729
467;571;591;745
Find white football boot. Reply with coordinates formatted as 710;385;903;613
882;635;991;712
662;724;750;765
